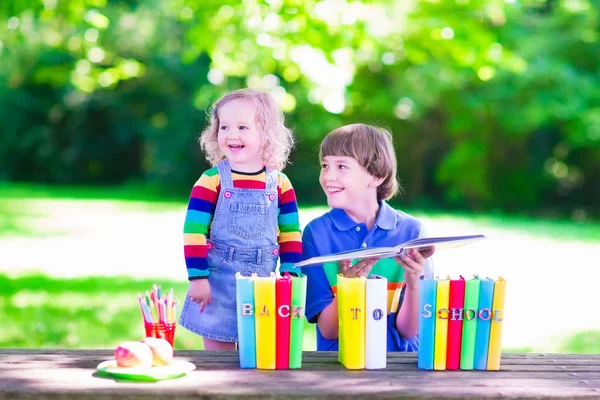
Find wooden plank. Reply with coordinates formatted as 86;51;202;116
1;350;600;399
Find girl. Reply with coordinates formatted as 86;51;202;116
180;89;302;350
301;123;435;351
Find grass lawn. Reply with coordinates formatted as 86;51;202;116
1;183;599;352
0;273;315;350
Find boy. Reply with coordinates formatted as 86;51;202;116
301;123;435;351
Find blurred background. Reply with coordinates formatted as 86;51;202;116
0;0;599;353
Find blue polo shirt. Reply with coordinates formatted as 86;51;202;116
301;201;434;352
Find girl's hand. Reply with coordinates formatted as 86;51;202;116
339;258;378;278
188;279;212;312
394;247;435;288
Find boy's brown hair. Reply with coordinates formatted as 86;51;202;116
319;123;402;201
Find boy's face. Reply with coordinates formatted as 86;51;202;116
319;155;382;213
217;99;263;172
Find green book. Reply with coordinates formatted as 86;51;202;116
289;273;307;369
460;276;481;370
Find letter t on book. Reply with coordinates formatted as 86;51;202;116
337;274;366;370
366;275;387;369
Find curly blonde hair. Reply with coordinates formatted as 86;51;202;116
199;89;294;171
320;123;402;201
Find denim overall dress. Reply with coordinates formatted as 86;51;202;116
179;160;280;342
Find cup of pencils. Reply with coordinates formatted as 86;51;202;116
138;284;178;348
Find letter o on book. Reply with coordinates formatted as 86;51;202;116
479;308;491;321
373;309;383;321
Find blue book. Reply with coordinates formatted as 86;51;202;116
474;278;495;370
236;272;256;369
417;277;437;370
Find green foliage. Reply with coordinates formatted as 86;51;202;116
0;0;598;217
0;273;316;350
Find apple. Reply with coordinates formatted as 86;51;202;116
141;337;174;366
114;341;153;368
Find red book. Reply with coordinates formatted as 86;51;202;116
446;276;466;370
275;272;292;369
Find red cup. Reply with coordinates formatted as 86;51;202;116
144;322;176;348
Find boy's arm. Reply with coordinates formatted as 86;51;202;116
183;170;219;280
301;226;337;340
395;247;434;338
395;283;419;339
276;173;302;274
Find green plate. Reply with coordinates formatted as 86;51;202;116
96;360;196;381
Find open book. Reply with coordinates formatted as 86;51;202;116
294;234;486;268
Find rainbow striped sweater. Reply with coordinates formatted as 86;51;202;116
183;167;302;280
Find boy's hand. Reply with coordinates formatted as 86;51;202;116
339;258;378;278
395;247;435;288
188;279;212;312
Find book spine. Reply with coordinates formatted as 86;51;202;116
235;272;256;369
417;277;437;370
275;273;292;370
289;273;307;369
446;276;466;370
474;278;494;370
433;278;449;370
460;277;481;370
487;277;506;370
337;274;366;370
254;273;276;370
365;276;387;369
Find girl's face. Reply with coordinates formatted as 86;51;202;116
319;155;382;219
217;99;264;172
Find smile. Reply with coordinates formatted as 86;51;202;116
229;145;245;152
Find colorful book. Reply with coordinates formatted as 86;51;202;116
289;273;307;369
254;273;276;370
418;276;437;370
460;276;481;370
433;277;450;370
235;272;257;369
275;272;292;370
337;274;366;370
446;276;465;370
474;278;494;370
487;277;506;370
365;275;388;369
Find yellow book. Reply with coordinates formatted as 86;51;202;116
254;273;276;370
487;276;506;370
337;274;366;370
434;277;450;370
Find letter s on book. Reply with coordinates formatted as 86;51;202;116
421;303;433;318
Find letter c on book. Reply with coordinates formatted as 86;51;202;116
278;305;290;318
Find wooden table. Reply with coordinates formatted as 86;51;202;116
1;349;599;399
